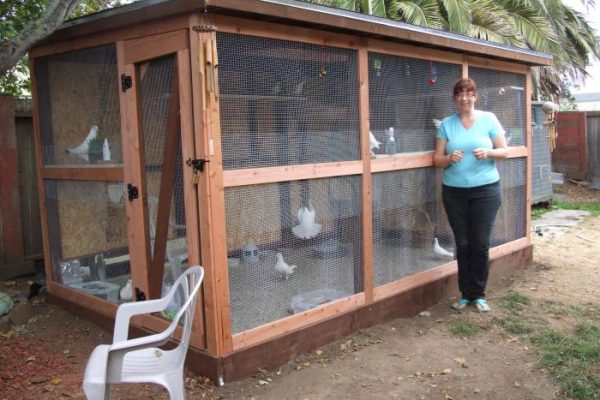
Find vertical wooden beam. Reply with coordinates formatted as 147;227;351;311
177;47;207;347
29;61;58;285
190;14;233;356
358;44;373;303
149;64;180;298
0;95;24;264
462;58;468;79
117;41;152;302
525;71;532;244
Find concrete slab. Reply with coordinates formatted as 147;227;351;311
532;209;591;237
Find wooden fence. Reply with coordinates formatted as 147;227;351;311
0;95;42;279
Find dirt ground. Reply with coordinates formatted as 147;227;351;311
1;182;599;400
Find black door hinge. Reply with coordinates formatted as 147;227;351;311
127;183;139;201
186;158;209;173
135;287;146;301
121;74;132;92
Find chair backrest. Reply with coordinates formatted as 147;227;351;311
165;266;204;355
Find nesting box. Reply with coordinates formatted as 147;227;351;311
29;0;551;383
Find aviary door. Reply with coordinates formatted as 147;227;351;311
118;31;201;308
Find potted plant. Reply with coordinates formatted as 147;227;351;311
87;136;104;164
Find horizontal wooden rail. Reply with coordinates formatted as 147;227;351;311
41;166;124;181
223;161;363;187
232;293;365;349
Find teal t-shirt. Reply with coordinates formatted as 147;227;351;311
436;110;505;188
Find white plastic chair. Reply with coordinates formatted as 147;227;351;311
82;266;204;400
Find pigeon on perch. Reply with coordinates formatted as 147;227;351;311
433;237;454;259
292;201;322;239
120;279;132;300
65;125;99;161
369;131;381;155
274;252;296;280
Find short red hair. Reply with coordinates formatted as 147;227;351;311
453;78;477;97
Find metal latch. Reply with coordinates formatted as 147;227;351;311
186;158;209;173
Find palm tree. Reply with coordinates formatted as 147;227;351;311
305;0;600;98
308;0;389;17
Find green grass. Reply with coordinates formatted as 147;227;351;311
532;323;600;399
501;292;530;315
531;204;550;219
533;201;600;219
493;316;532;335
554;201;600;216
450;320;481;337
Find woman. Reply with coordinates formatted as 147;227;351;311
433;78;508;313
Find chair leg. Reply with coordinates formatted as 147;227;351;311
165;379;185;400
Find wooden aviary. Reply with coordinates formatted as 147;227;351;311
29;0;552;383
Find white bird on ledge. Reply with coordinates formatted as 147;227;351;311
120;279;132;300
369;131;381;155
275;252;296;280
292;201;322;240
65;125;98;162
434;237;454;259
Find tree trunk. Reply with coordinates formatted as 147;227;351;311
0;0;81;75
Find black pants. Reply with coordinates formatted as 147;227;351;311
442;181;501;301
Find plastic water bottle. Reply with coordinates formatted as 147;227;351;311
384;127;396;155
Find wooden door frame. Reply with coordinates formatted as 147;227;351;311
118;29;206;348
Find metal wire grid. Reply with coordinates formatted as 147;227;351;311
45;179;129;292
139;55;188;281
468;68;527;147
368;52;462;153
371;168;453;286
531;105;553;204
217;33;360;170
37;45;121;165
492;157;527;246
225;176;362;333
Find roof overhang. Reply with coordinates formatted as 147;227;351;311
40;0;552;66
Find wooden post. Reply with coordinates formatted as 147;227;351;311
0;95;25;266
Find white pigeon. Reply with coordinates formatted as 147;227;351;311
432;118;442;129
65;125;98;161
369;131;381;155
292;201;322;239
274;252;296;280
433;237;454;259
120;279;132;300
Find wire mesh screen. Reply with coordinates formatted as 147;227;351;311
35;45;121;165
492;157;527;246
531;104;553;203
372;168;453;286
225;176;362;333
217;33;360;169
468;68;527;147
139;55;188;284
44;179;130;304
368;53;461;154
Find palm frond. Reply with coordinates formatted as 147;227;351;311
392;0;444;29
440;0;470;34
362;0;387;16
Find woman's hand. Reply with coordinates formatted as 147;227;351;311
449;150;464;163
472;148;488;160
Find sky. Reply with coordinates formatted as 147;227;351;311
566;0;600;94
